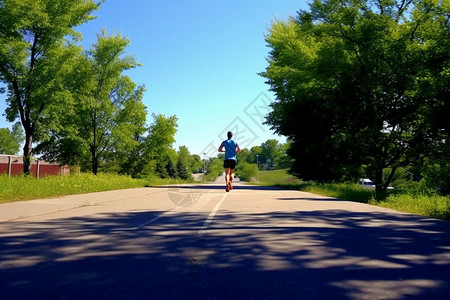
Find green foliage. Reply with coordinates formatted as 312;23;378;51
0;0;100;173
176;146;192;180
422;149;450;195
205;158;223;181
254;169;450;220
253;169;301;185
189;154;203;173
176;160;190;180
261;0;450;192
235;162;257;182
376;194;450;221
0;123;23;154
165;158;178;179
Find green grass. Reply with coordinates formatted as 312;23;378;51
253;169;450;221
0;173;180;203
254;169;302;185
375;194;450;220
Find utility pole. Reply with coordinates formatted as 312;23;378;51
203;153;206;182
256;154;259;182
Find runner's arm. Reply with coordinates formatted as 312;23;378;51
218;142;225;152
236;143;241;153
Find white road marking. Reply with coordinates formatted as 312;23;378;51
198;193;227;237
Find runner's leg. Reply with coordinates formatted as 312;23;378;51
224;168;230;191
229;169;235;190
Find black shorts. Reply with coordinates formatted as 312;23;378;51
223;159;236;169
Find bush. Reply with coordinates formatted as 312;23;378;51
205;158;223;181
236;162;257;182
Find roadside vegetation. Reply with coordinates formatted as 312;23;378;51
251;170;450;221
0;173;185;204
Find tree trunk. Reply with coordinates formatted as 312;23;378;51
374;167;384;194
91;145;98;175
22;130;33;175
384;166;397;190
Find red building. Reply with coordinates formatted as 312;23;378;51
0;155;69;178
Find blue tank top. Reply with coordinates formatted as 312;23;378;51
223;139;237;161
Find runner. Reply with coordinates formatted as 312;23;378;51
218;131;241;192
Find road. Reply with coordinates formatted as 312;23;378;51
1;180;450;299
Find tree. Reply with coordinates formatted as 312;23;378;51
250;146;263;167
82;31;141;174
189;154;203;173
237;148;252;165
177;146;192;180
261;0;450;191
0;0;99;174
0;123;24;155
108;78;147;176
166;157;178;179
146;114;178;178
261;139;281;170
33;32;144;175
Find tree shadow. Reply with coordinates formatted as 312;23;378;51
155;183;283;191
1;208;450;299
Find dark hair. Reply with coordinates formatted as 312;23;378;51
227;131;233;139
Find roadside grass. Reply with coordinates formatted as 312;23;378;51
253;170;450;221
254;169;302;185
0;173;180;203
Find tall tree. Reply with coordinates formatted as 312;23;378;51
34;32;143;175
261;0;450;191
176;145;192;180
113;79;147;176
82;31;141;174
260;139;281;170
146;114;178;178
0;0;100;174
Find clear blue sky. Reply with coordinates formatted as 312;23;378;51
0;0;309;158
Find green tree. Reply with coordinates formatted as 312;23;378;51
261;0;450;192
146;114;178;178
0;123;24;154
177;145;192;180
33;32;144;175
205;158;223;181
261;139;281;170
237;148;252;164
250;146;263;167
110;78;147;176
166;157;178;179
189;154;203;173
177;159;190;180
276;142;292;169
82;31;141;174
0;0;99;174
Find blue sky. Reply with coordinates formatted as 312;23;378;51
0;0;309;157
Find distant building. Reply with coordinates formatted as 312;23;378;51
0;155;69;178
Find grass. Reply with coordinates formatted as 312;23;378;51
0;173;181;203
253;169;450;221
254;169;302;185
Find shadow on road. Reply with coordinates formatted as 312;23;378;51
155;183;283;191
1;208;450;299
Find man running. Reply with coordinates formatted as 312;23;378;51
218;131;241;192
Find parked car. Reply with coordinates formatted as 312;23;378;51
358;178;394;190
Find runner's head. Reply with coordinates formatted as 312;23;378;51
227;131;233;139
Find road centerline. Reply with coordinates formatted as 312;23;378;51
198;193;227;237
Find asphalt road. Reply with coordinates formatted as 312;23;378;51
1;180;450;299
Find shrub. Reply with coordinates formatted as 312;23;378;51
236;162;257;182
